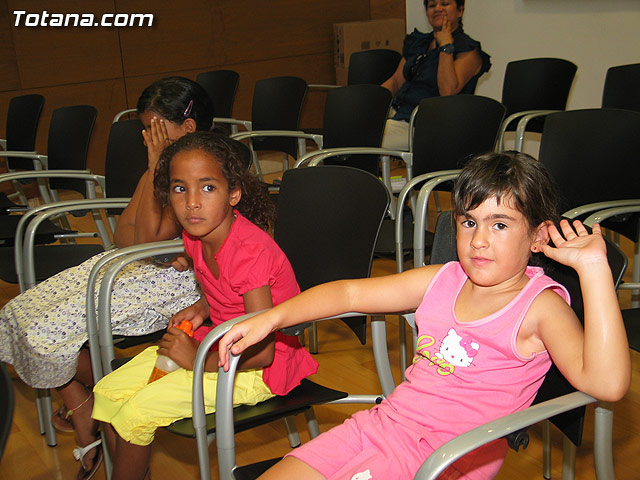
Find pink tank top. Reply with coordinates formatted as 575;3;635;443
379;262;569;473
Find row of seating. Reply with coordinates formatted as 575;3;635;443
1;55;640;476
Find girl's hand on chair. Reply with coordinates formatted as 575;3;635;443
158;328;199;370
170;254;191;272
541;219;608;273
218;317;274;371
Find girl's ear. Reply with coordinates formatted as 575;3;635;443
229;186;241;207
182;118;197;133
531;221;551;253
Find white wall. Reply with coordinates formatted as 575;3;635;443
406;0;640;109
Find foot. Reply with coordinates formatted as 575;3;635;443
52;405;75;433
74;439;103;480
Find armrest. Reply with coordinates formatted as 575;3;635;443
496;110;562;152
308;84;340;90
0;151;48;169
512;110;562;151
112;109;137;123
19;198;131;291
394;171;461;272
564;199;640;220
413;172;461;268
93;240;185;378
214;117;252;131
413;391;596;480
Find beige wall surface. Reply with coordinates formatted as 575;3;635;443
406;0;640;110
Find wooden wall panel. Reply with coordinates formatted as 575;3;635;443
370;0;406;20
0;1;21;91
116;0;219;77
7;0;123;88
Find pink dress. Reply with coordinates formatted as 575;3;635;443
290;262;569;479
183;212;318;394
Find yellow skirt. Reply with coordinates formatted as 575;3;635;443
92;346;274;446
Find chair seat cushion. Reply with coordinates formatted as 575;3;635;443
165;378;347;438
233;457;282;480
0;243;103;284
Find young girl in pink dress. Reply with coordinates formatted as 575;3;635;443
218;151;631;479
92;132;317;480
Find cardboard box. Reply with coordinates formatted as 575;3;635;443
334;18;405;75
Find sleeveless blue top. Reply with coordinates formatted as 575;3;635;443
391;28;491;122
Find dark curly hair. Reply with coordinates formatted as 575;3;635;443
154;132;275;231
137;76;214;132
452;151;559;232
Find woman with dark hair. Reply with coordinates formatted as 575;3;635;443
0;76;214;479
382;0;491;150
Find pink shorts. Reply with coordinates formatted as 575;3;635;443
287;407;507;480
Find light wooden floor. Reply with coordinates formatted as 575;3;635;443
1;171;639;479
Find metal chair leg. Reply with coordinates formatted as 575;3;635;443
283;416;301;448
35;388;57;446
594;402;615;480
542;420;552;479
561;435;576;480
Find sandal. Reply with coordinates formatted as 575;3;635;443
52;393;92;433
74;438;103;480
52;405;74;433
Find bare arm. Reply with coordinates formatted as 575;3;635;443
382;58;407;96
112;119;182;248
434;18;482;96
218;265;441;370
538;220;631;402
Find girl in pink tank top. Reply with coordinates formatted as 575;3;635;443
218;151;630;480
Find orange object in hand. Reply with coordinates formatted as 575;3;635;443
148;320;195;383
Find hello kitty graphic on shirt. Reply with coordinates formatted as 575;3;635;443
436;328;480;367
413;327;480;375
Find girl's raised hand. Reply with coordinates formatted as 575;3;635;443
141;117;171;171
541;219;608;273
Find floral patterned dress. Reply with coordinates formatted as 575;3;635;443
0;250;200;388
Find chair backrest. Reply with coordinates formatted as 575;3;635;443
412;95;506;176
321;84;392;175
196;69;240;118
538;108;640;214
429;209;627;447
347;49;402;86
250;76;308;159
47;105;98;195
501;57;577;132
104;119;148;214
5;94;45;170
274;166;389;342
601;63;640;112
0;362;14;461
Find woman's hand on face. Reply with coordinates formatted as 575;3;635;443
157;328;199;370
541;220;609;273
141;117;171;171
434;16;454;47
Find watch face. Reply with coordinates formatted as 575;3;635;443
441;44;454;54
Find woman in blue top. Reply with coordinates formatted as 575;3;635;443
382;0;491;150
